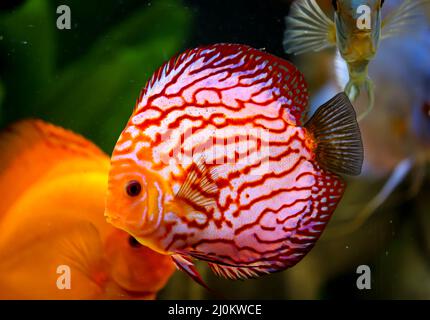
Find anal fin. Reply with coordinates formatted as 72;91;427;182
208;263;273;281
181;249;277;281
171;254;210;290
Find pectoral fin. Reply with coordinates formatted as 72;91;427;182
56;221;108;287
175;156;219;210
284;0;336;55
382;0;430;39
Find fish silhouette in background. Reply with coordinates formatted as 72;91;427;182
284;0;430;121
105;43;363;287
306;2;430;234
0;119;175;299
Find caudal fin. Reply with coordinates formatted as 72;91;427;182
304;92;363;176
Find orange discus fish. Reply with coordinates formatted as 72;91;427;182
105;43;363;286
0;120;175;299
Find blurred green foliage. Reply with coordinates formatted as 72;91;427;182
0;0;191;152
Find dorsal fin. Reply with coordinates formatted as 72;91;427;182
135;43;309;125
0;119;107;215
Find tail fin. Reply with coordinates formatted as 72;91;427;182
305;92;363;176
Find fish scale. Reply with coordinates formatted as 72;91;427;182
106;43;363;283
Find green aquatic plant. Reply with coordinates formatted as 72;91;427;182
0;0;191;152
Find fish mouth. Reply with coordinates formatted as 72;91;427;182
105;211;135;235
104;211;120;227
104;209;156;240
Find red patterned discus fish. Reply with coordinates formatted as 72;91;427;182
105;44;363;286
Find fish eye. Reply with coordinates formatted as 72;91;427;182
128;236;142;248
125;180;142;197
331;0;338;11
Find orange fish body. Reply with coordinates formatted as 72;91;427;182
0;120;175;299
105;44;363;285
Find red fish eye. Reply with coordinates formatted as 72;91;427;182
128;236;142;248
126;180;141;197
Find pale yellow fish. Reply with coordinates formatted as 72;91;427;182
284;0;430;120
